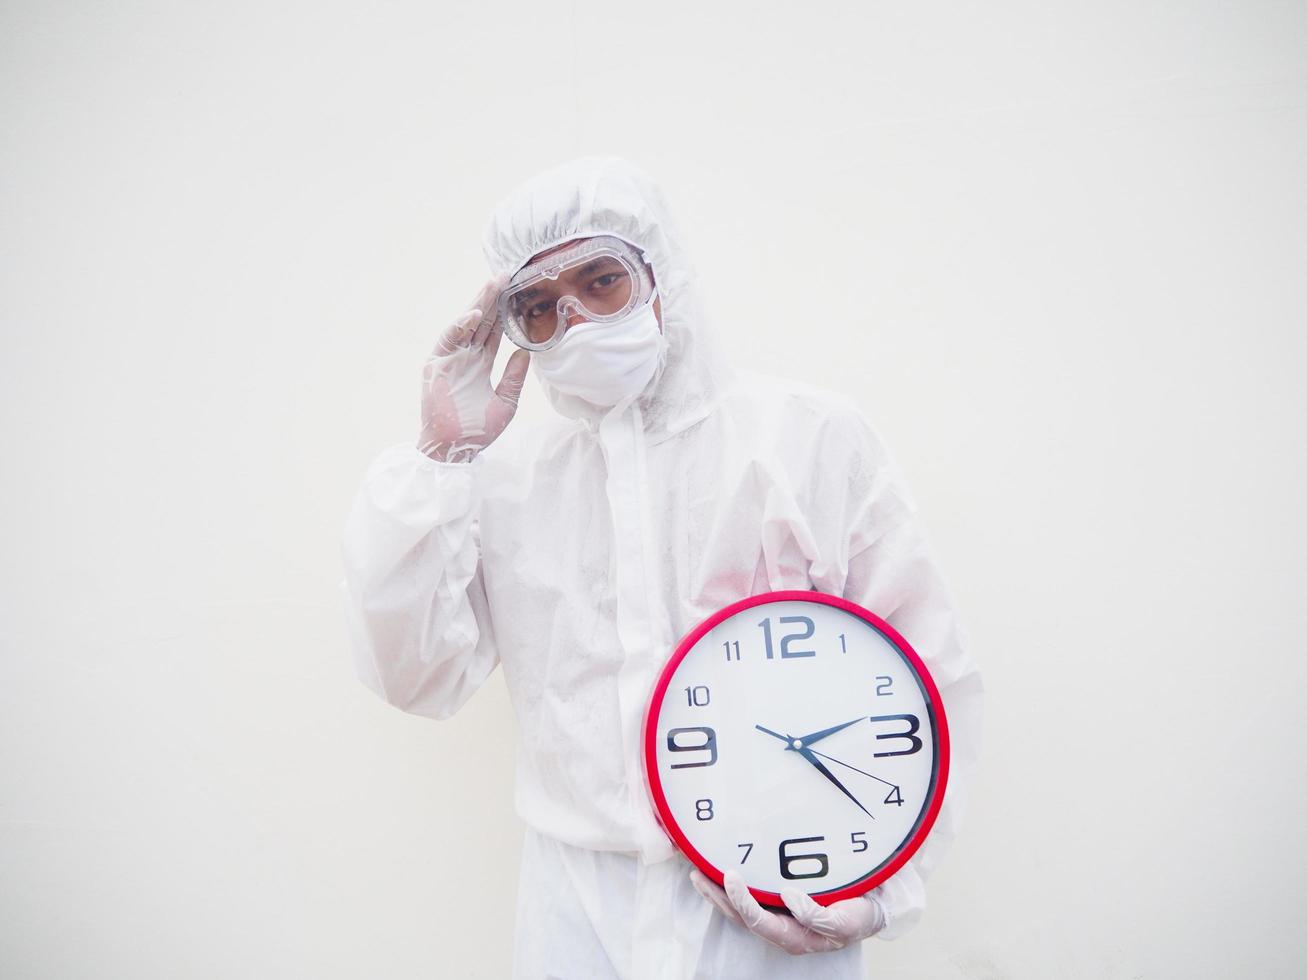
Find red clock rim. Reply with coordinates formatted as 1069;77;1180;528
641;589;952;908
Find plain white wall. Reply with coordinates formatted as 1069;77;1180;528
3;2;1305;977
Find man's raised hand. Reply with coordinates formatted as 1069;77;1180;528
418;277;531;463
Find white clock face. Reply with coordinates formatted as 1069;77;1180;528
645;592;949;906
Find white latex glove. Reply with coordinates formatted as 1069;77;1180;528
689;869;886;956
418;277;531;463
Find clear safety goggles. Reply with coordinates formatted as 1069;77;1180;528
496;235;656;351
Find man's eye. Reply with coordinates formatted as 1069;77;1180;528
526;302;553;320
590;272;626;290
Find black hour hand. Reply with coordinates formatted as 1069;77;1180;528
754;724;794;746
793;717;865;748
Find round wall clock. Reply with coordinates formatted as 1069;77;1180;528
643;590;950;908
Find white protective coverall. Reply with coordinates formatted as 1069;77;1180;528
341;156;984;979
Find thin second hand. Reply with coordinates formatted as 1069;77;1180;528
808;747;900;790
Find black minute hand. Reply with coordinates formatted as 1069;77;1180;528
796;747;875;819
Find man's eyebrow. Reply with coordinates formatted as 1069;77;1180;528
513;257;623;306
574;258;623;276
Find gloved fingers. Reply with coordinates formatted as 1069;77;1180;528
494;349;530;405
689;870;744;927
433;309;483;358
465;275;507;320
721;878;789;946
780;889;847;940
432;275;506;359
782;891;886;943
482;316;505;362
863;894;888;937
721;871;767;930
468;308;497;350
484;348;530;438
466;276;508;350
723;872;843;955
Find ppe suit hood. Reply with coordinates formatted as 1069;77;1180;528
482;156;736;441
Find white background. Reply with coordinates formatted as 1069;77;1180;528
2;2;1305;978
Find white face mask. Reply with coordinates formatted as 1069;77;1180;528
532;291;665;408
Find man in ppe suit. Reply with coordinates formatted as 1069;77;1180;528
342;156;983;979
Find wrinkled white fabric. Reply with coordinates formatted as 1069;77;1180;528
532;290;665;407
341;156;984;978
